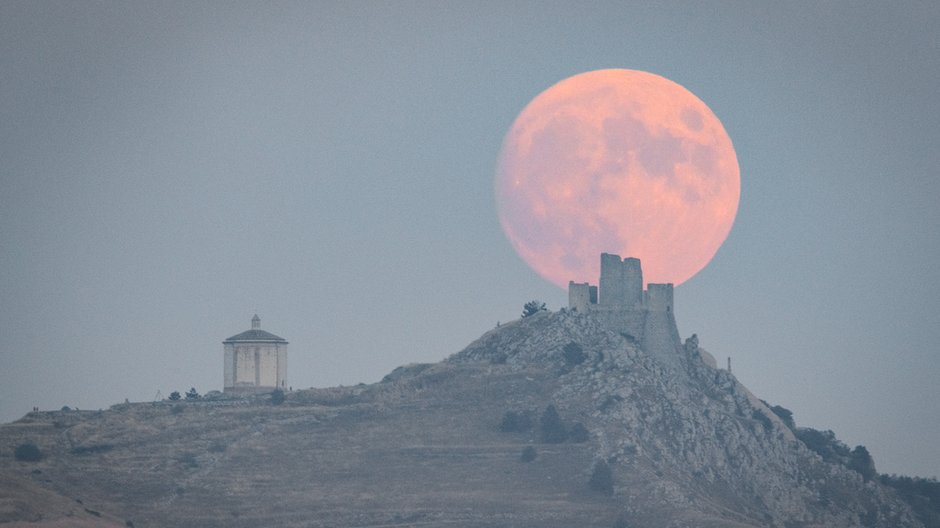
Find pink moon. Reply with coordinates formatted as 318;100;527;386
495;69;740;288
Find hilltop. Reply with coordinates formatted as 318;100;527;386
0;309;934;527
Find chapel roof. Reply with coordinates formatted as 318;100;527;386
223;315;288;343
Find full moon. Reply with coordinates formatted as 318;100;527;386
496;69;740;288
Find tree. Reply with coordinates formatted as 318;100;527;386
761;400;795;430
569;422;590;443
539;404;567;443
270;389;286;405
562;342;586;366
849;445;877;482
498;410;532;433
185;388;200;400
588;459;615;495
521;300;546;318
168;391;181;401
14;443;42;462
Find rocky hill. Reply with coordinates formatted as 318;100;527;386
0;309;929;527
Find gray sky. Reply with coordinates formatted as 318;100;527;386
2;1;938;478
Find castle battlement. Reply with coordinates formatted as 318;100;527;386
569;253;673;314
568;254;682;369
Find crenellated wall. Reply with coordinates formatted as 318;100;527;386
567;254;681;365
646;283;674;313
568;282;593;313
622;257;643;307
598;253;626;306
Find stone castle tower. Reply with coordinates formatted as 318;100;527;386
223;315;288;393
569;254;682;369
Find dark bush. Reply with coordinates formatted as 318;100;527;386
849;445;877;482
880;474;940;527
498;410;533;433
562;342;586;366
185;388;200;400
521;300;546;318
767;403;795;430
168;391;181;401
270;389;286;405
208;441;227;453
569;422;590;443
751;410;773;431
588;459;614;495
520;446;537;463
539;405;567;443
171;404;184;415
14;443;42;462
796;427;851;465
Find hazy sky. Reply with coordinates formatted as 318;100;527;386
2;2;938;478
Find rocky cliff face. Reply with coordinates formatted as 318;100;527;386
0;309;923;528
450;310;919;527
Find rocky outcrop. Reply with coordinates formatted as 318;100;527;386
450;309;920;527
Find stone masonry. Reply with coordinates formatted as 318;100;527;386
569;254;682;369
223;315;288;393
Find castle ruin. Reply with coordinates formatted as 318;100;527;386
569;254;682;368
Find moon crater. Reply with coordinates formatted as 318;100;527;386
496;69;740;288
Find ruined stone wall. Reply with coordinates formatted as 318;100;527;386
568;282;594;312
599;253;626;306
647;283;674;313
585;306;647;341
622;257;643;307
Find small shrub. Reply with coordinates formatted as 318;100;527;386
562;342;586;366
767;403;795;429
270;389;286;405
588;459;614;495
171;404;184;415
168;391;181;401
185;388;200;400
539;405;567;444
208;441;227;453
751;410;773;431
14;443;42;462
569;422;590;443
499;411;533;433
60;405;72;412
521;300;546;318
520;446;537;463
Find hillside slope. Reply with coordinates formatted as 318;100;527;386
0;310;923;527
